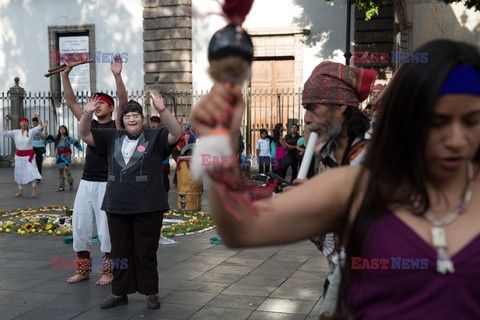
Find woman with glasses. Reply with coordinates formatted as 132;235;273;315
78;93;181;310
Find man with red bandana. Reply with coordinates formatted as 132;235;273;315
296;61;377;319
61;55;127;286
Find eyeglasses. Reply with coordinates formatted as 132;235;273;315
123;114;142;120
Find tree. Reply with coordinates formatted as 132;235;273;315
351;0;480;20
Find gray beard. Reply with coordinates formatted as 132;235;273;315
318;121;342;143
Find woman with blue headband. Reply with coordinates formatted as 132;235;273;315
190;39;480;319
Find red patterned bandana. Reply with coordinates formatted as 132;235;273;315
302;61;377;106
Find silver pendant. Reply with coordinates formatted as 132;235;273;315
431;227;447;247
436;246;455;274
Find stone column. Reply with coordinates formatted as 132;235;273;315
7;77;26;155
143;0;192;118
354;0;395;79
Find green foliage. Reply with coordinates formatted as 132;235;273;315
352;0;383;20
343;0;480;20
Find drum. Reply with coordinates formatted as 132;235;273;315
176;156;203;211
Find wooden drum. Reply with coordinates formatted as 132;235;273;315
176;156;203;211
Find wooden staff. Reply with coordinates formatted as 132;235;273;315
44;59;93;78
48;64;67;73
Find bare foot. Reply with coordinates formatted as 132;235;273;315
96;274;113;286
67;273;89;283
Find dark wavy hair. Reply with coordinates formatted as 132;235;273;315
272;123;283;146
55;125;69;147
337;40;480;316
120;100;144;129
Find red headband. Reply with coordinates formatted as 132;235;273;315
19;117;29;124
96;95;114;106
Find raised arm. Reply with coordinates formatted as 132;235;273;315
78;96;100;147
38;120;49;139
30;110;44;136
61;64;83;120
111;55;127;129
3;114;10;132
150;92;181;145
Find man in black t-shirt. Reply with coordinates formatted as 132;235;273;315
61;55;127;286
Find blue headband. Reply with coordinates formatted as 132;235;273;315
439;65;480;96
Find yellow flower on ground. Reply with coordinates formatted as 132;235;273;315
45;224;53;230
23;223;34;231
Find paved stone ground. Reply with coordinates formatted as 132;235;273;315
0;166;327;320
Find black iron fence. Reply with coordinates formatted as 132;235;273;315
1;88;305;158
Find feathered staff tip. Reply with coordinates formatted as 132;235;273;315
221;0;255;24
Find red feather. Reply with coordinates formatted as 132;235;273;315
221;0;255;24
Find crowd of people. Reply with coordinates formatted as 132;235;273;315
1;38;479;318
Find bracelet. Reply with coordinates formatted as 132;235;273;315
82;109;93;116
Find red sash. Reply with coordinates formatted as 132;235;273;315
58;148;72;155
16;149;35;163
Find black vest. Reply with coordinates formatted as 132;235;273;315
94;128;171;214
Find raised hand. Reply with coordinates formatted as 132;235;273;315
110;55;123;75
84;95;100;115
34;110;40;118
61;63;73;76
5;114;11;121
44;120;49;127
150;92;166;113
190;82;245;137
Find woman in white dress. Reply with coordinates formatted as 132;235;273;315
3;111;44;198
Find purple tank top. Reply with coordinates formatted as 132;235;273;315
346;212;480;319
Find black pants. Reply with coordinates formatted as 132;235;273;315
33;147;44;175
107;211;164;296
282;159;299;183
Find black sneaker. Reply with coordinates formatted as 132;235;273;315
146;295;161;309
100;294;128;309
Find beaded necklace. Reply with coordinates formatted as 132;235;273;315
423;162;474;274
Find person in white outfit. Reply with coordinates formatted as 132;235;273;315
3;111;44;198
62;55;127;286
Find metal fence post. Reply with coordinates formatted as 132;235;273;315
7;77;26;155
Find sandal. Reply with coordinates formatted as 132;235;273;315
14;190;24;198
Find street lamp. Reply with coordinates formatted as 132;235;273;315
344;0;352;66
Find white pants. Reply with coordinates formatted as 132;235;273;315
72;180;111;253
